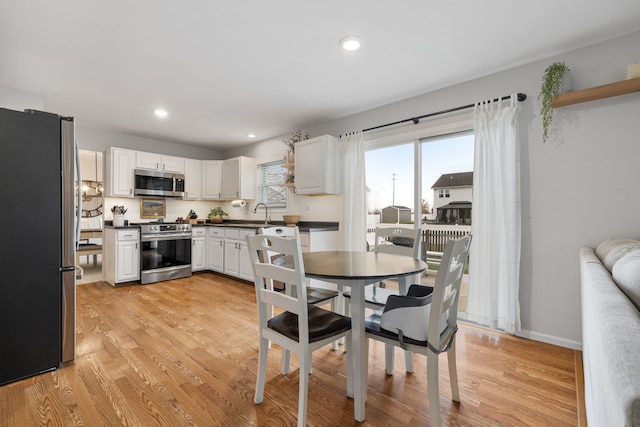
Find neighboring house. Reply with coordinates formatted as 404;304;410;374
432;172;473;224
381;205;411;223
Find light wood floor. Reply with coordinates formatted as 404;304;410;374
1;273;583;426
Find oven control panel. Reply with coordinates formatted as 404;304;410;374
140;223;192;234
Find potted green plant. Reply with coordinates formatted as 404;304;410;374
539;61;570;143
208;207;228;224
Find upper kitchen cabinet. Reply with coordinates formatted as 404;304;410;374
221;156;256;200
136;151;184;173
183;159;201;200
202;160;223;200
295;135;341;195
105;147;135;198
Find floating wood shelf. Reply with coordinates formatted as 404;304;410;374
552;77;640;107
282;183;295;188
282;162;295;169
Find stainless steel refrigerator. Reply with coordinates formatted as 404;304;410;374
0;108;78;385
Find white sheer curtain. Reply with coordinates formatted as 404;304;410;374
340;131;367;251
466;94;521;334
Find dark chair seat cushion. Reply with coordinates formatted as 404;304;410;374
307;287;339;305
268;306;351;343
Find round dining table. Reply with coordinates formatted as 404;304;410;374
302;251;427;422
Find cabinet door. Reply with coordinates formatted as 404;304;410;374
238;240;254;281
208;237;224;272
221;158;240;199
136;151;161;170
161;155;184;173
202;160;222;200
224;239;240;277
183;159;201;200
295;135;340;195
191;237;206;271
222;157;256;199
117;240;139;282
107;148;135;197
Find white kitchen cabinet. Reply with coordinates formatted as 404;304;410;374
105;147;135;198
202;160;223;200
136;151;185;173
295;135;341;195
223;228;255;281
221;156;256;200
207;227;224;273
103;228;139;286
191;227;207;271
183;159;201;200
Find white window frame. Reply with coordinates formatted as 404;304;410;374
257;160;288;210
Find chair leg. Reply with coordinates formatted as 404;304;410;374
281;349;291;375
330;298;339;351
298;350;310;427
427;349;442;427
447;339;460;402
404;349;414;373
346;332;353;398
385;344;394;375
255;336;269;404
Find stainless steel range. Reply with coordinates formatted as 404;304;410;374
139;223;192;284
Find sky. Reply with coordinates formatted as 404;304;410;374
365;133;474;213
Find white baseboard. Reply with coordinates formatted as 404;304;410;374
516;329;582;351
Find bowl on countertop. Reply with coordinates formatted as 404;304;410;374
282;215;300;226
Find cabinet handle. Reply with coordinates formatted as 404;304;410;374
135;243;138;249
129;188;132;195
220;241;223;247
236;191;239;197
192;240;195;246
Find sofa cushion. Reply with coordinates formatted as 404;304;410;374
612;249;640;310
595;238;640;271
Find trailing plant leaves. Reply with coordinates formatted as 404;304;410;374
539;62;569;143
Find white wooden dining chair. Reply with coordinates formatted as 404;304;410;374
246;233;353;427
259;226;341;356
364;235;471;427
344;226;422;372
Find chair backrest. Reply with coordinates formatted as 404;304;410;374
429;235;472;351
246;233;309;338
258;226;299;266
374;226;420;259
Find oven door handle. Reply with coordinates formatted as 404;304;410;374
141;234;192;242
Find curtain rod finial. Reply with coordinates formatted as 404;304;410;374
517;93;527;102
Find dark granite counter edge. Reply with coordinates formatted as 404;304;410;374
194;220;339;232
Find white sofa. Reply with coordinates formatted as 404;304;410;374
580;238;640;427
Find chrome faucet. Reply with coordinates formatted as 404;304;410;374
254;203;270;225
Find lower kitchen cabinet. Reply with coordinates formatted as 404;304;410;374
207;228;224;273
103;228;140;286
191;227;207;272
223;228;255;281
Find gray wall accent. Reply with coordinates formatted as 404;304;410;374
76;127;223;160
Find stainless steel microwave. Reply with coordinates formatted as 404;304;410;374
134;169;185;197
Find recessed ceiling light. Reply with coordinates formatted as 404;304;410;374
154;109;168;118
247;133;256;138
339;35;362;51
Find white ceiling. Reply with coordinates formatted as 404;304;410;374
2;1;640;151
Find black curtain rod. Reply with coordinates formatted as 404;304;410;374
361;92;527;133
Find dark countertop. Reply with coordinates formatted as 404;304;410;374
104;220;339;232
194;220;339;232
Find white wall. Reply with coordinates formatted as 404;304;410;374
433;187;472;210
0;85;44;111
229;31;640;349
